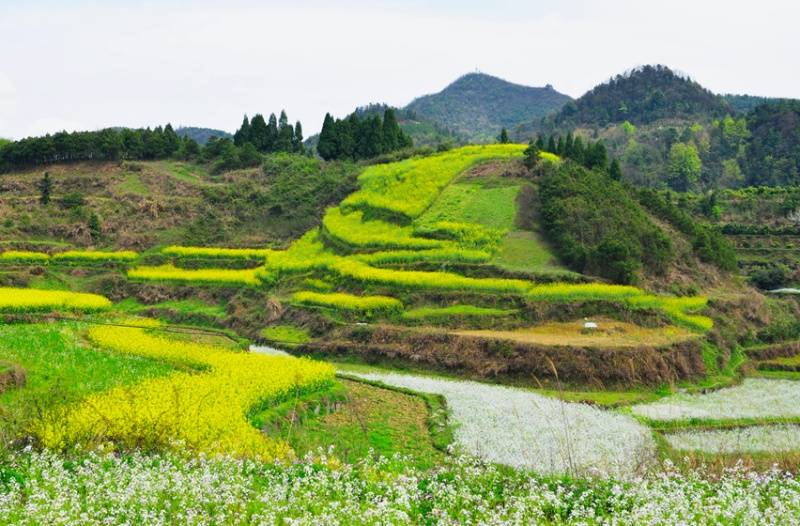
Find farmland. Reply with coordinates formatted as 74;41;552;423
1;144;800;523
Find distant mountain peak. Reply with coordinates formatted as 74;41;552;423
404;72;571;142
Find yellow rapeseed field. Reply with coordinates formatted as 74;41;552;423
37;321;334;460
0;287;111;312
128;264;261;285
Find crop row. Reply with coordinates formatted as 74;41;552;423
0;287;111;313
161;246;274;260
0;250;137;264
37;321;334;460
322;207;445;251
401;305;517;321
340;144;526;220
291;290;403;314
128;264;261;286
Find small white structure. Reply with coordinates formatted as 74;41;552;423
583;321;598;330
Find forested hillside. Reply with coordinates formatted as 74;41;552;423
546;65;730;127
405;73;571;142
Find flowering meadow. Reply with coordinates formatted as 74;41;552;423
352;372;655;478
36;322;334;460
666;424;800;454
0;287;111;312
2;451;800;525
632;379;800;422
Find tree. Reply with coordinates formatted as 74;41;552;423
317;113;338;160
667;142;702;191
609;159;622;181
277;110;293;152
498;128;510;144
292;121;304;153
547;135;557;153
266;113;279;152
88;211;102;240
249;114;269;151
233;115;251;146
238;143;262;167
535;134;545;150
382;108;400;151
523;140;540;171
38;171;52;205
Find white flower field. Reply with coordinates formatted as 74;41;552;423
353;372;656;477
666;424;800;454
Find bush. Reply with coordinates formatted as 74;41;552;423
749;264;789;290
59;192;85;210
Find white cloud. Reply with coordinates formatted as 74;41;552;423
0;0;798;139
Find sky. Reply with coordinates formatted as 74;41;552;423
1;0;798;139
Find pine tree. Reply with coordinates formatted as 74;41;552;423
88;211;101;240
38;171;52;205
523;140;540;170
292;121;304;153
498;128;510;144
564;132;574;158
163;123;180;155
609;158;623;181
535;134;545;150
556;135;564;155
547;135;557;153
277;111;292;152
233;115;251;147
382;108;400;152
249;114;269;152
317;113;338;160
266;113;279;152
338;117;357;159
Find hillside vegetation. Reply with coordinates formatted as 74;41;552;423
406;73;572;142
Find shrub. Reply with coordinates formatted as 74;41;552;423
0;287;111;312
59;192;86;210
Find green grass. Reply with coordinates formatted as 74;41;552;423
117;298;227;319
417;181;520;232
116;173;149;196
0;323;175;438
166;162;204;185
491;230;564;273
284;379;443;469
260;325;311;345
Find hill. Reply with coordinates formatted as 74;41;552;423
176;126;232;144
405;73;572;142
548;65;731;128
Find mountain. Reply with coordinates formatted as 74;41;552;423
176;126;232;145
548;65;731;128
404;73;572;142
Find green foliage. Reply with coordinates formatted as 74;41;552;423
498;128;510;144
549;65;730;127
317;108;411;161
637;189;737;271
749;264;789;290
233;111;304;154
260;325;311;345
291;290;403;315
323;207;444;251
59;192;85;210
37;172;52;205
538;163;673;283
745;100;800;186
405;72;571;142
402;305;516;321
667;142;702;191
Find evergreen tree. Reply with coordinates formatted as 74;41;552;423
357;116;383;158
609;158;622;181
249;114;269;151
556;135;565;155
585;141;608;170
498;128;510;144
571;136;585;164
292;121;304;153
266;113;279;152
163;123;180;155
233;115;251;147
547;135;557;153
564;132;574;157
382;108;400;151
317;113;338;161
38;171;52;205
88;211;101;240
523;140;540;170
277;111;292;152
535;134;545;150
338;117;357;159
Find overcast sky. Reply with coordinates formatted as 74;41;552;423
1;0;798;139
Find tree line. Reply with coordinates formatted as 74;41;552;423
317;108;412;161
233;111;304;154
0;124;200;172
